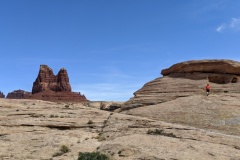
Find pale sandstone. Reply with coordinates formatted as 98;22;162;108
0;98;240;160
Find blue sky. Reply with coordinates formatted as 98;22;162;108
1;0;240;101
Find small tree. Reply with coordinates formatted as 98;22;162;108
78;152;110;160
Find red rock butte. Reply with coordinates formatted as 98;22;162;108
32;65;72;94
30;64;88;102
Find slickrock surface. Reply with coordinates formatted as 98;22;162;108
0;98;240;160
6;89;31;99
0;91;5;98
123;93;240;136
122;60;240;111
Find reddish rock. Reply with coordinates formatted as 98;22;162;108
0;91;5;98
30;91;87;102
32;65;71;94
6;90;31;99
31;65;87;102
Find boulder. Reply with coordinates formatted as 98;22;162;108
6;90;31;99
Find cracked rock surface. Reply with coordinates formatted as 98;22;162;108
0;98;240;160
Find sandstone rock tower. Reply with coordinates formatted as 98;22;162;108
30;65;88;102
32;65;71;93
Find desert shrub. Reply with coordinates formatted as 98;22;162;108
87;120;93;124
31;113;43;118
53;145;70;157
65;104;70;109
60;145;70;153
96;134;106;141
147;129;177;138
103;120;108;124
147;129;163;135
77;151;110;160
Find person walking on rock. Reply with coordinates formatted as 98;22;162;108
206;84;210;96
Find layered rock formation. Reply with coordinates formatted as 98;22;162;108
1;98;240;159
32;65;71;94
30;65;87;102
121;59;240;111
6;90;31;99
161;59;240;76
0;91;5;98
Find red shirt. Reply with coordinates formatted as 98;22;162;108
206;84;210;90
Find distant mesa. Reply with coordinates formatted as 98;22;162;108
6;90;31;99
6;65;88;102
0;91;5;98
121;59;240;111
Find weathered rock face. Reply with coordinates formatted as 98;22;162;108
122;59;240;111
6;90;31;99
32;65;71;94
208;75;239;84
1;98;240;160
31;65;87;102
0;91;5;98
161;59;240;76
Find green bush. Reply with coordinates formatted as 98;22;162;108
147;129;163;135
52;145;70;157
60;145;70;153
147;129;177;138
87;120;93;124
78;151;110;160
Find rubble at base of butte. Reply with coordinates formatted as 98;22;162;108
121;59;240;111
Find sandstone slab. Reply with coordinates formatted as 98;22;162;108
0;98;240;160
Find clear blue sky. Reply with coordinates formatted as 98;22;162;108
1;0;240;101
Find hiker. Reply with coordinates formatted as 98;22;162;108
206;84;210;96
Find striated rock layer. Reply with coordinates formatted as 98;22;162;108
6;90;31;99
0;91;5;98
121;59;240;111
0;98;240;159
30;65;88;102
30;90;87;102
161;59;240;76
